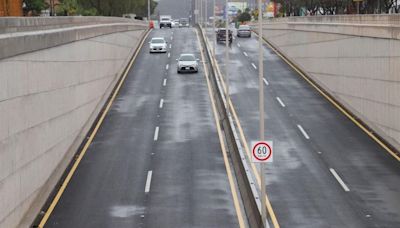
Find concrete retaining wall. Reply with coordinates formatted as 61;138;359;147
0;17;147;228
255;15;400;152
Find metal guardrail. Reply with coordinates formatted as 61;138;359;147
196;25;264;228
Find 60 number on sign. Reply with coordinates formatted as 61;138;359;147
251;141;273;163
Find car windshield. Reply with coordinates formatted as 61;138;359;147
239;25;250;30
218;29;231;34
180;55;195;61
151;39;165;44
161;18;169;21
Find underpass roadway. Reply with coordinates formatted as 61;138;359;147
204;27;400;228
36;27;245;228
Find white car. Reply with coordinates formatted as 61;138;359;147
149;37;167;53
172;19;180;28
177;54;199;73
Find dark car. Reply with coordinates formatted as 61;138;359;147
237;25;251;38
216;28;233;44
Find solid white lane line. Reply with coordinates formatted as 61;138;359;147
163;78;167;86
153;126;159;141
297;124;310;139
159;99;164;108
251;63;257;70
168;52;170;58
166;64;169;70
237;43;241;47
144;171;153;193
169;44;172;49
263;78;269;86
329;168;350;192
243;52;248;57
171;36;173;40
276;97;286;107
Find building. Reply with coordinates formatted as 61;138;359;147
0;0;23;16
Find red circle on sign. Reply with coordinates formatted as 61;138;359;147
252;142;272;161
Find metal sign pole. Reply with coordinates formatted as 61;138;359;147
258;0;267;227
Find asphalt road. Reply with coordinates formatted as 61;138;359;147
206;28;400;227
44;28;239;228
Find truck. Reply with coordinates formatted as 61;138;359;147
159;15;172;29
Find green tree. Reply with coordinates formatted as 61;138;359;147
57;0;80;15
237;12;251;23
78;0;158;17
274;0;399;16
24;0;46;15
56;0;97;16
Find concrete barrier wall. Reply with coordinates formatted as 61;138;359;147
0;17;147;228
255;15;400;152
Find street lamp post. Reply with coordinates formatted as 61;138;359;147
147;0;150;22
225;0;230;116
258;0;267;227
200;0;203;26
213;0;216;56
205;0;208;30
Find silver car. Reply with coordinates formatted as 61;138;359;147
149;37;167;53
237;25;251;38
176;54;199;73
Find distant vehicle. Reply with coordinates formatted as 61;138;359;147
176;54;199;73
237;25;251;38
172;19;180;28
149;37;167;53
179;18;189;27
160;15;172;28
216;28;233;44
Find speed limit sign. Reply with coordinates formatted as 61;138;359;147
251;141;273;163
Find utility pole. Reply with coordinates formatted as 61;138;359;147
258;0;267;226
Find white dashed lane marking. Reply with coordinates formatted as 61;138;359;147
159;99;164;108
329;168;350;192
276;97;286;107
153;126;159;141
144;171;153;193
297;124;310;139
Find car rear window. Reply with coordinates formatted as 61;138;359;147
239;25;250;29
180;55;195;61
151;39;165;43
